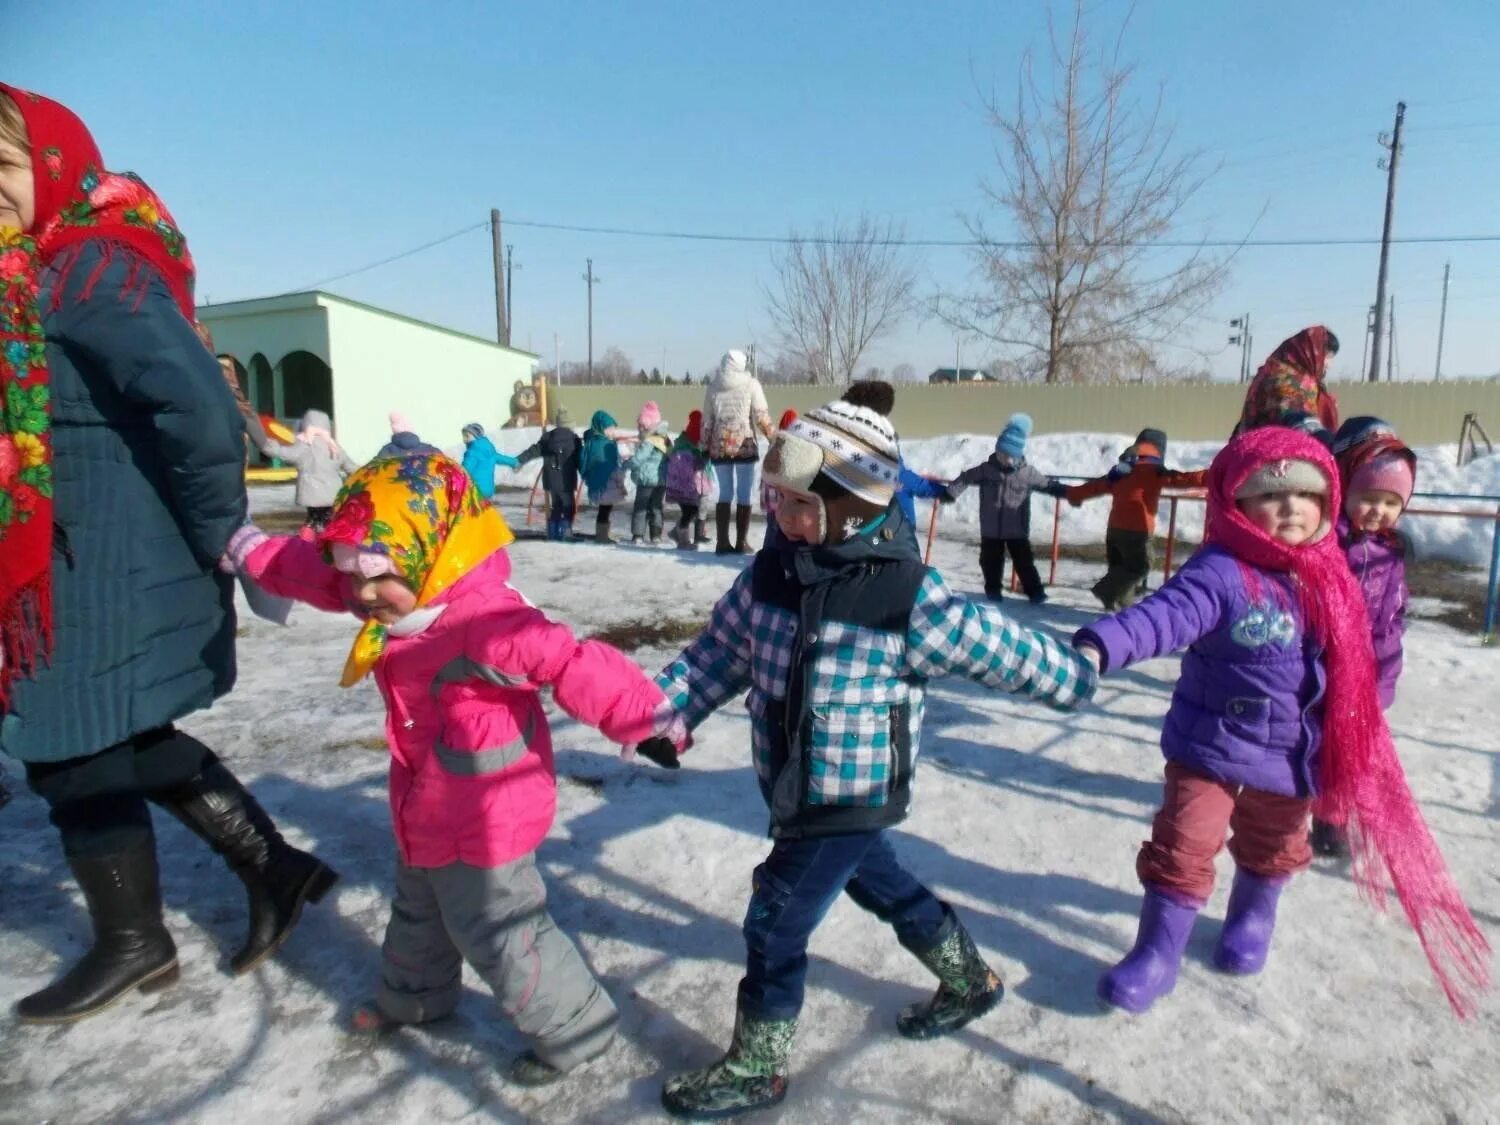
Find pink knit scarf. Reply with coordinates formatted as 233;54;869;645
1206;427;1490;1018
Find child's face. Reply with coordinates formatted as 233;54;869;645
774;488;824;544
352;574;418;624
1236;490;1324;546
1346;488;1404;533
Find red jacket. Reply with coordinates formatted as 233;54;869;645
1067;464;1206;535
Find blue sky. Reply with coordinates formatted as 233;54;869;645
12;0;1500;382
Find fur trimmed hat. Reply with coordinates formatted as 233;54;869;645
1234;457;1332;502
762;401;902;543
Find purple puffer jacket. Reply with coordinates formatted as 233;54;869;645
1075;546;1325;798
1338;518;1407;710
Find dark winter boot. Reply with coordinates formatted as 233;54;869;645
661;1008;796;1120
1309;817;1348;858
897;914;1004;1039
713;502;734;555
695;518;710;544
594;513;614;544
1098;887;1202;1014
153;758;337;974
733;504;753;554
1213;868;1287;976
15;841;179;1023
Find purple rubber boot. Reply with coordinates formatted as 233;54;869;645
1213;868;1287;975
1098;887;1202;1014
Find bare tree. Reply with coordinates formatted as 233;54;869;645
891;362;918;384
765;215;919;385
938;2;1227;383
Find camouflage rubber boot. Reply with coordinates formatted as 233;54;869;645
661;1009;797;1120
897;918;1004;1040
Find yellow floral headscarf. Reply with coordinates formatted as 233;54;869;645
321;453;514;686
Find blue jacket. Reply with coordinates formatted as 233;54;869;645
2;242;247;763
626;434;671;488
461;434;520;499
896;460;947;525
580;410;619;501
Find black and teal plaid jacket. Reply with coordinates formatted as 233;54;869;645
657;506;1097;838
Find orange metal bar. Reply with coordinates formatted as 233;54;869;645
526;466;543;526
1049;497;1062;585
1163;497;1180;581
923;497;940;565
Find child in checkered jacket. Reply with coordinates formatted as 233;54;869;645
636;400;1098;1121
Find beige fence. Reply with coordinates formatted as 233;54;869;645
544;380;1500;446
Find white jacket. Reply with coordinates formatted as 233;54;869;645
702;350;772;462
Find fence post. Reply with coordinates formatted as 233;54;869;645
1163;497;1180;581
1484;505;1500;640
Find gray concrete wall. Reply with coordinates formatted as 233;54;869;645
548;380;1500;445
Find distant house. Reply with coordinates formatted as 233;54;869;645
927;367;995;384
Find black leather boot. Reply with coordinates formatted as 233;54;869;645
714;502;734;555
734;504;754;554
16;840;179;1023
153;757;337;974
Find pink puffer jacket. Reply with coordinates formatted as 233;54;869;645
243;538;664;868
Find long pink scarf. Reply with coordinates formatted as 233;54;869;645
1206;427;1490;1018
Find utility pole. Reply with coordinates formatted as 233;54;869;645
582;259;600;382
1229;314;1252;383
1386;294;1397;382
1368;101;1406;383
1435;262;1451;381
505;244;519;342
490;209;508;346
1361;304;1376;380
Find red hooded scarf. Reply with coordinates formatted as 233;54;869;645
1206;428;1489;1017
1239;326;1340;434
0;83;196;710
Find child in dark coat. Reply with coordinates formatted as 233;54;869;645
1067;428;1205;610
1073;428;1487;1019
636;400;1098;1119
518;409;583;541
1310;416;1418;856
946;413;1066;604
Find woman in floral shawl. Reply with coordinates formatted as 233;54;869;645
0;84;334;1024
1237;326;1342;438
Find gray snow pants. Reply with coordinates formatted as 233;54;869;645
376;854;618;1070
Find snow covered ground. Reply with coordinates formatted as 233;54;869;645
2;486;1498;1124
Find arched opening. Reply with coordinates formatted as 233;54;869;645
276;350;334;422
248;353;275;416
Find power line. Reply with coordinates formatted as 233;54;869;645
294;221;488;290
504;217;1500;248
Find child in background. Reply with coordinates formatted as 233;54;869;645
375;411;441;460
518;408;583;541
580;410;624;544
665;409;712;550
248;408;359;530
460;422;520;501
1067;428;1205;610
221;452;675;1084
1073;428;1487;1018
946;413;1067;604
1310;416;1418;856
624;401;672;545
635;400;1098;1120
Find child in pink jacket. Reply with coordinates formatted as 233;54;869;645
223;452;677;1086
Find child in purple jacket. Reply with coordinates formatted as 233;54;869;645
1073;428;1488;1018
1310;417;1417;856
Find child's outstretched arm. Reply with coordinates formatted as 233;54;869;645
655;568;755;731
942;462;984;500
900;464;949;499
904;570;1096;710
1065;474;1113;506
473;602;666;747
225;526;352;614
1073;552;1229;673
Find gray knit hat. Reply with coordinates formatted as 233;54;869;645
1234;457;1331;501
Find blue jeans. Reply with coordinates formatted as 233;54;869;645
737;831;951;1020
714;460;757;506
